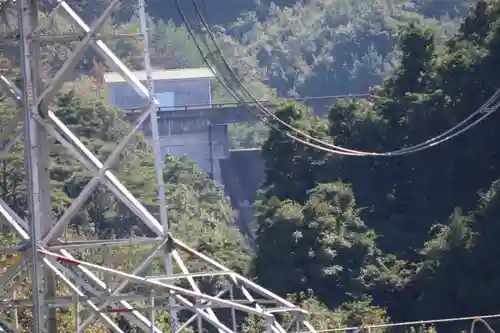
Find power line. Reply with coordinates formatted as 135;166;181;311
173;6;500;333
184;0;500;157
192;0;500;156
191;0;373;156
175;0;369;156
299;313;499;333
173;0;359;157
174;5;500;333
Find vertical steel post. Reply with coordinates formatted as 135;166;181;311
76;294;81;333
103;245;110;284
197;308;203;333
13;290;19;329
19;0;47;332
149;292;155;333
137;0;178;331
230;286;237;333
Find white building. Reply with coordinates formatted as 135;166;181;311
103;68;228;184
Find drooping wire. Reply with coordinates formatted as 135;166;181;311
191;0;500;155
296;313;499;333
171;8;500;333
187;0;500;157
173;0;369;157
191;0;500;156
186;0;373;156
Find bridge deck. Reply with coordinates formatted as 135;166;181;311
122;97;354;124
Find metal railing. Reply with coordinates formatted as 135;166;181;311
123;101;273;113
122;93;371;113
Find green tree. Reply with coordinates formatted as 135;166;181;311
253;1;500;324
261;102;330;203
254;182;380;308
0;75;253;332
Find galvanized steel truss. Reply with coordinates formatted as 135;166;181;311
0;1;316;333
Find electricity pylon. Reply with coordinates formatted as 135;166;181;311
0;1;316;333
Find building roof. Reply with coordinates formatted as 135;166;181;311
103;67;215;84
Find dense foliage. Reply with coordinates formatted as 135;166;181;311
4;0;500;332
23;0;479;148
256;1;500;331
0;75;251;332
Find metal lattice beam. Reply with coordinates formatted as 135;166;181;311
0;1;317;333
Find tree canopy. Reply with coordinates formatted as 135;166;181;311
0;75;252;332
5;0;500;332
255;1;500;330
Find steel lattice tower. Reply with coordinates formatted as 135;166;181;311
0;0;316;333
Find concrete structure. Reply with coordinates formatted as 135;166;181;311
105;70;366;241
220;148;265;243
123;96;349;125
104;68;214;109
103;68;263;236
104;68;229;184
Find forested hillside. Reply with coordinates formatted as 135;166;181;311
256;0;500;328
0;0;469;155
32;0;481;148
0;74;252;331
3;0;500;332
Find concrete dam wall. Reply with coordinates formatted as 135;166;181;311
220;149;265;240
104;68;268;240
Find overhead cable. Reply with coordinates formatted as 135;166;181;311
297;313;498;333
173;0;367;156
190;0;500;156
179;0;500;157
